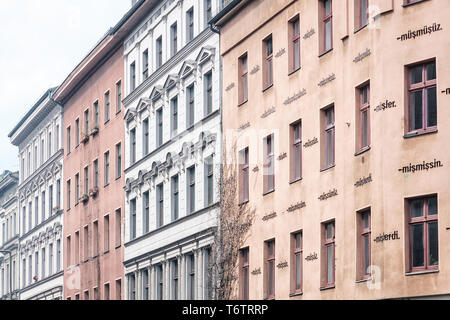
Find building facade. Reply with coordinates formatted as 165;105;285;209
212;0;450;299
122;0;221;300
0;171;19;300
8;89;64;300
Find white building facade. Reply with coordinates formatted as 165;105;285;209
9;88;64;300
122;0;221;300
0;171;20;300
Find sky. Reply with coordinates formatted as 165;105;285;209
0;0;132;173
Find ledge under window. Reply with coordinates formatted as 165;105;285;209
238;100;248;108
318;48;333;58
355;147;371;157
404;129;438;139
320;285;336;291
289;292;303;298
320;165;335;173
289;177;303;185
263;189;275;197
263;84;273;93
354;24;368;34
405;269;439;277
288;67;301;77
402;0;429;8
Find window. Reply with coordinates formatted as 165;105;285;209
40;140;44;165
34;145;37;171
41;248;46;279
104;151;110;185
94;101;99;126
116;81;122;113
239;148;249;203
186;7;194;42
94;160;99;188
205;157;214;206
105;91;110;123
170;23;178;57
104;283;110;300
84;166;89;195
67;180;71;210
66;236;71;267
142;49;149;80
84;109;89;136
355;0;369;30
320;0;333;54
56;124;60;150
170;260;179;300
290;121;302;182
75;231;80;264
321;221;335;288
93;221;99;257
357;209;371;280
75;119;80;146
187;166;196;214
22;258;26;287
156;108;163;147
265;240;275;299
157;184;164;228
130;198;136;240
203;247;212;299
142;269;149;300
143;117;149;156
186;84;195;127
239;54;248;104
407;61;437;134
143;191;149;234
170;96;178;137
116;143;122;179
34;252;38;282
34;196;39;226
156;265;163;300
22;206;26;234
204;71;213;116
67;126;72;154
56;239;61;272
28;202;32;231
83;226;89;261
56;179;61;208
156;36;163;68
75;173;80;204
357;84;370;152
407;195;438;272
49;185;53;216
171;175;179;221
84;290;90;300
291;232;303;294
240;248;249;300
116;279;122;300
104;215;110;252
205;0;212;26
322;106;335;169
187;254;195;300
130;127;137;164
289;16;301;73
115;209;122;248
263;135;275;194
48;132;52;158
94;287;100;300
40;193;45;222
130;62;136;92
128;273;136;300
263;35;273;89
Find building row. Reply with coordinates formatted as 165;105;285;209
1;0;449;300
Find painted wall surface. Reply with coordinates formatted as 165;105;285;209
63;47;125;300
220;0;450;299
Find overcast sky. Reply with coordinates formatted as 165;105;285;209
0;0;131;173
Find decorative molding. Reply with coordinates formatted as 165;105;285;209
353;48;371;63
355;174;372;188
250;65;260;75
287;202;306;213
304;138;318;148
318;189;338;201
262;212;277;222
318;74;336;87
275;48;286;58
284;89;306;105
261;107;276;119
303;28;315;39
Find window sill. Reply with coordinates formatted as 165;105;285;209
262;84;273;93
115;245;121;250
103;250;110;255
104;120;110;125
289;292;303;297
288;67;301;77
239;200;250;207
318;48;333;58
405;269;439;277
263;189;275;197
355;147;371;157
116;109;122;116
354;24;368;34
289;177;303;185
402;0;429;8
404;129;437;139
320;165;335;173
115;176;122;181
356;278;371;283
238;100;248;108
320;285;336;291
104;183;110;188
